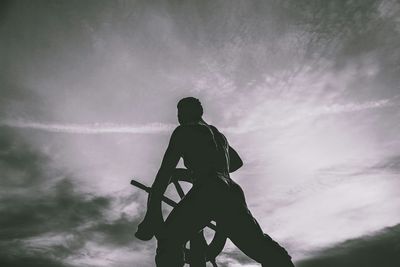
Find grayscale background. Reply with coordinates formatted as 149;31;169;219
1;1;399;266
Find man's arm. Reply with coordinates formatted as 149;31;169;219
135;127;182;241
150;127;182;201
228;146;243;172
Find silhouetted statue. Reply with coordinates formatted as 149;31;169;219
135;97;294;267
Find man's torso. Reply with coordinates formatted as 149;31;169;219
175;123;230;181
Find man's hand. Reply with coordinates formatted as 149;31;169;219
135;211;163;241
135;218;156;241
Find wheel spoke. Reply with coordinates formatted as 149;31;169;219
173;181;185;199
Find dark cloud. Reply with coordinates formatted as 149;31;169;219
297;224;400;267
90;214;140;246
0;179;110;240
0;128;52;188
0;253;71;267
0;128;142;266
316;152;400;179
336;154;400;177
371;155;400;173
217;225;400;267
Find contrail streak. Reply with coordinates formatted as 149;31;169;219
0;99;396;135
0;121;175;134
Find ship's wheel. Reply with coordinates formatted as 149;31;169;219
131;169;227;267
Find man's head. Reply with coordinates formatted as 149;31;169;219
177;97;203;125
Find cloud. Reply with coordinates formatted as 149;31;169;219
0;129;146;266
297;223;400;267
0;121;174;134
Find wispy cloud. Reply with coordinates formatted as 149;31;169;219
225;98;395;134
0;121;174;134
304;99;393;116
0;98;393;136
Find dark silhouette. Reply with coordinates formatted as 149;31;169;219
135;97;294;267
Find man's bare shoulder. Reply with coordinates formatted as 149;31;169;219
172;124;198;133
170;125;192;139
173;123;225;138
170;125;183;138
170;125;194;147
171;124;205;139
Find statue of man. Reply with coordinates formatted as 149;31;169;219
136;97;294;267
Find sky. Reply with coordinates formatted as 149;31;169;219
1;0;400;266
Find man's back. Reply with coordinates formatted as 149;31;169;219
175;123;230;178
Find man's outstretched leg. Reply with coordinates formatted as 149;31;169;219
219;182;295;267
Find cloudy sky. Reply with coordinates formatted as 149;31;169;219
1;0;400;266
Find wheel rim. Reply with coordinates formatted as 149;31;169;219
166;175;227;264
